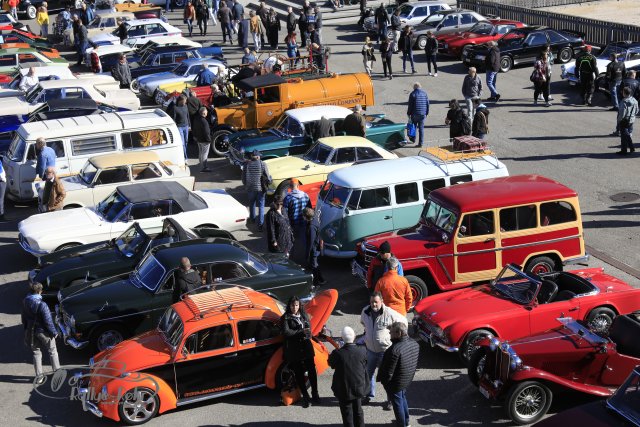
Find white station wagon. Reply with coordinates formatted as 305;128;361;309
90;19;182;48
19;181;248;256
36;152;195;210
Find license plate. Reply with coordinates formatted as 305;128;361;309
479;385;490;399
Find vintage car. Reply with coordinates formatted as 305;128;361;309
86;43;134;73
366;1;451;33
18;181;248;256
37;152;195;209
437;19;526;59
72;287;337;423
471;314;640;425
352;175;589;302
412;9;488;49
56;240;317;351
134;57;226;97
413;263;640;362
0;99;117;152
463;26;585;72
89;19;181;48
226;106;406;167
15;0;76;19
0;28;53;49
30;218;235;302
127;45;205;81
0;65;110;96
561;41;640;86
0;46;67;74
87;11;136;37
264;136;398;197
0;79;139;116
532;365;640;427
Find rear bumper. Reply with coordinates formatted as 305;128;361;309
563;253;590;266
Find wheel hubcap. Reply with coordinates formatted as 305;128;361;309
97;330;123;351
410;285;422;302
122;389;156;423
531;262;551;275
589;314;612;333
514;386;545;419
215;133;230;152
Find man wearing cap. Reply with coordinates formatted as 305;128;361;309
283;178;311;262
242;149;271;231
575;45;599;106
375;257;412;316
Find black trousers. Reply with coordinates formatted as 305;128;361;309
534;79;550;102
580;75;595;103
339;398;365;427
382;57;392;77
291;358;318;399
426;53;438;73
197;18;207;35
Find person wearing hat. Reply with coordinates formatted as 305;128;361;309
242;149;271;231
343;105;367;137
370;241;404;289
575;45;599;106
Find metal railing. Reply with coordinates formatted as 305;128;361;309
479;0;597;7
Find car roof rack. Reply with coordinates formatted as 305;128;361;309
182;284;272;321
417;139;502;176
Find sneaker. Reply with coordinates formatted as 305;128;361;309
35;376;46;385
383;401;392;411
301;398;310;408
412;70;417;74
390;75;393;80
433;73;438;77
495;94;500;101
427;72;432;76
610;131;620;136
311;395;321;405
545;102;552;107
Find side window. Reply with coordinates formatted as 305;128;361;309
48;140;65;158
459;211;495;237
150;200;171;217
347;189;361;210
540;201;577;226
132;163;162;180
499;205;538;232
256;86;280;104
185;324;234;354
128;25;144;36
357;187;391;210
356;147;381;161
422;178;445;196
158;53;173;65
526;32;547;47
394;182;419;204
496;25;515;35
546;30;567;43
333;147;356;164
628;49;640;61
210;262;250;282
450;174;472;185
18;53;36;64
95;166;131;185
414;7;428;17
62;88;87;99
187;64;204;75
170;200;183;215
460;13;477;25
430;5;444;14
129;202;153;220
440;15;458;28
0;54;16;67
121;128;168;149
71;135;117;156
174;52;188;63
238;320;280;345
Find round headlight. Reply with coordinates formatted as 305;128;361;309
501;343;510;351
69;315;76;329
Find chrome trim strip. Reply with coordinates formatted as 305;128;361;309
563;254;590;265
82;307;160;324
258;281;310;291
436;255;453;283
176;384;266;406
18;234;48;256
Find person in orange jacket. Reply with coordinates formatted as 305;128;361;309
374;257;413;316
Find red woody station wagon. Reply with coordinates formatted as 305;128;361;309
353;175;589;302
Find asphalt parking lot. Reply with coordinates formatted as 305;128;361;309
0;6;639;427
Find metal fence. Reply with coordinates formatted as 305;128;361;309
458;0;640;46
479;0;597;7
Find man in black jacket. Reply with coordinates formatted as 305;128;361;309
377;322;420;427
286;6;297;36
575;45;599;106
192;107;213;172
329;326;369;427
485;41;501;101
173;257;201;302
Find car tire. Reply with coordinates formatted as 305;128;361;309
55;243;81;252
586;307;616;334
405;275;428;303
211;128;233;157
118;386;160;425
467;346;487;387
92;324;126;352
499;56;513;73
26;5;37;20
459;329;493;365
130;79;140;94
557;47;573;64
505;381;552;425
417;36;427;50
524;255;557;276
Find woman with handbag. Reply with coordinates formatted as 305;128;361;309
362;36;375;76
281;295;320;408
532;52;552;107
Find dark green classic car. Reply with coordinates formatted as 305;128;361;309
55;238;314;352
31;218;234;304
226;105;407;167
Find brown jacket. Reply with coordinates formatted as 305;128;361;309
374;270;412;316
44;178;66;211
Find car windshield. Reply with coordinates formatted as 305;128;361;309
422;13;445;26
607;368;640;425
139;50;154;65
115;225;148;257
303;142;332;164
600;44;629;59
398;4;412;17
490;264;541;304
96;191;129;222
421;199;458;234
173;62;189;75
7;134;26;162
323;183;351;208
78;161;98;185
470;21;494;34
557;317;609;345
24;84;42;103
131;254;166;291
158;307;184;348
499;30;525;45
87;16;103;29
273;115;303;136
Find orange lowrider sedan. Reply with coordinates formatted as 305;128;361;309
76;286;339;425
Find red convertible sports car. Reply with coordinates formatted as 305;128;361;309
412;264;640;362
470;314;640;425
438;19;526;59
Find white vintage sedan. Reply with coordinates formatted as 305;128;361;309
19;181;247;256
90;19;182;49
0;67;116;98
0;79;140;117
36;151;195;210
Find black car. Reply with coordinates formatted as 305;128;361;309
128;45;202;80
30;218;234;303
56;237;314;351
0;99;116;152
18;0;75;19
463;26;585;72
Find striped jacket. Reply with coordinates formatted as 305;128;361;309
242;160;270;192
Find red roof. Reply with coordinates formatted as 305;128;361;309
488;19;525;26
431;175;577;212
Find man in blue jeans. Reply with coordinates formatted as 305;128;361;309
407;82;429;147
378;322;420;427
485;41;501;101
360;292;407;410
242;150;270;231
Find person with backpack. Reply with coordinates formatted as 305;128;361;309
532;51;552;107
445;99;470;138
374;3;388;45
575;45;599;106
472;98;489;140
605;53;626;111
390;9;401;53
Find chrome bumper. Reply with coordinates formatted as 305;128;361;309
19;234;48;257
299;289;316;304
55;305;89;350
412;319;458;352
322;246;357;259
78;387;104;418
563;253;590;266
225;152;245;167
351;259;367;284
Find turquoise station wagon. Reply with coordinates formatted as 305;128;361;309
226;105;407;166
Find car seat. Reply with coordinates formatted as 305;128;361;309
554;290;576;302
608;315;640;358
537;279;558;304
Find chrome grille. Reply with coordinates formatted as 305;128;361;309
416;316;439;336
361;242;378;270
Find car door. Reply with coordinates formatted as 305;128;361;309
349;186;394;237
235;319;283;385
92;166;132;206
174;322;243;400
391;181;423;230
527;296;580;336
454;210;499;283
408;6;429;26
286;117;309;155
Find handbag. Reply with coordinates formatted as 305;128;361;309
406;121;416;142
259;161;270;192
529;69;537;83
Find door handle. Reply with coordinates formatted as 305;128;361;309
224;352;238;358
568;307;578;312
484;237;495;242
59;165;69;170
384;215;392;220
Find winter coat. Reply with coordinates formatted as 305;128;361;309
173;269;200;302
21;294;57;338
462;74;483;98
217;5;232;23
184;5;196;20
111;61;132;86
283;189;311;226
186;95;204;117
43;178;66;211
618;96;639;126
360;304;407;354
266;206;294;254
377;336;420;392
485;45;500;72
232;2;244;20
242;159;269;192
374;270;412;316
619;77;640;100
472;107;489;136
343;112;366;137
250;15;263;34
168;103;190;127
407;88;429;117
286;12;297;34
329;344;370;401
191;114;211;143
306;221;321;267
196;3;209;20
447;107;468;138
424;36;438;55
314;116;335;139
390;14;401;31
281;311;314;363
606;59;626;83
400;31;413;53
533;59;551;82
374;6;388;27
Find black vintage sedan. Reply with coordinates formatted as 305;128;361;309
463;26;585;72
31;218;233;304
55;238;314;351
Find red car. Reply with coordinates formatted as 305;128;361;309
471;314;640;425
438;19;526;59
413;264;640;362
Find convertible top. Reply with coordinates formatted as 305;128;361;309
235;73;285;91
44;98;99;110
117;181;206;211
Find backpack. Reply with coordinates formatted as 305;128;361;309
578;54;594;73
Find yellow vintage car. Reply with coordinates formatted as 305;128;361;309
264;136;398;197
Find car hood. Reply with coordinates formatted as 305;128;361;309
262;252;309;277
36;247;125;284
0;112;26;130
0;88;22;98
90;33;119;44
563;57;612;74
507;325;604;361
19;208;102;244
39;239;115;265
229;129;280;150
266;156;318;180
60;274;151;315
304;289;338;336
362;221;447;260
0;96;29;113
60;175;91;192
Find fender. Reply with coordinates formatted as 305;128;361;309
402;258;445;290
264;341;331;390
510;367;612;397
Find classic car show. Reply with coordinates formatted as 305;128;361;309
0;0;639;426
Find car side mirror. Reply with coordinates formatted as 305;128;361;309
441;232;449;243
180;346;189;360
344;207;350;215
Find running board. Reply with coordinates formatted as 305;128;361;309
176;384;266;406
